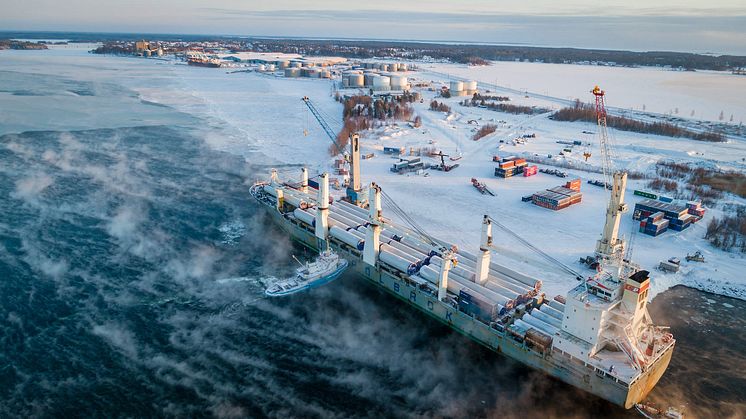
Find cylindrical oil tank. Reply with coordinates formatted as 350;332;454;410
464;80;477;92
291;61;302;68
284;68;300;77
266;64;276;72
348;74;364;87
380;64;389;72
398;63;408;71
309;68;321;78
373;74;390;89
390;75;408;90
320;70;331;78
342;78;350;88
450;80;464;93
363;72;377;86
278;60;290;69
389;63;399;72
379;250;418;275
293;208;315;226
330;226;365;250
257;64;266;72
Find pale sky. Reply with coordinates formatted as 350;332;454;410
3;0;746;54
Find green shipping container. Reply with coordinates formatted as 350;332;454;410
634;190;658;199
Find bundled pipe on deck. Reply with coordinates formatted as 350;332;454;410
385;237;431;259
418;265;509;308
329;225;365;250
520;314;559;336
429;256;519;303
379;250;418;275
539;303;564;320
380;243;425;268
347;227;366;240
455;253;535;294
335;200;369;218
515;318;556;338
331;206;369;225
293;208;316;226
329;212;361;229
307;208;358;230
531;308;563;329
548;299;566;312
380;228;402;241
458;249;541;290
400;236;440;257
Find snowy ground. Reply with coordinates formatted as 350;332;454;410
129;53;746;302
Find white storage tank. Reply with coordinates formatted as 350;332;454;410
266;64;276;72
348;74;364;87
389;63;399;72
278;60;290;69
320;70;331;78
372;75;390;91
309;68;321;78
284;68;300;77
398;63;408;71
390;75;408;90
342;78;350;88
450;80;464;94
290;61;302;68
257;64;266;72
465;80;478;95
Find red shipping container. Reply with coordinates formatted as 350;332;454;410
565;178;581;191
499;161;515;169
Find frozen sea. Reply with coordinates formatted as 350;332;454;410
0;45;744;418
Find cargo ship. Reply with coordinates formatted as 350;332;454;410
185;52;222;68
249;165;675;409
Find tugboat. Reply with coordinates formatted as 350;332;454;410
265;249;349;297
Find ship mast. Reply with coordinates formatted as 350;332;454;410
592;86;628;265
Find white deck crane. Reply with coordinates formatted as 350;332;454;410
591;86;628;264
302;96;365;205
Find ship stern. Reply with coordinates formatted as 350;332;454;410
624;341;675;408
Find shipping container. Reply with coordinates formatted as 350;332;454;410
633;190;658;199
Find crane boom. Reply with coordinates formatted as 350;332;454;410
592;86;628;260
301;96;364;204
302;96;346;154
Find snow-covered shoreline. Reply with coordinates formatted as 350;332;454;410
124;55;746;302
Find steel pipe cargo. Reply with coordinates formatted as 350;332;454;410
539;303;564;320
379;251;418;275
329;226;364;250
531;309;563;329
293;208;315;226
